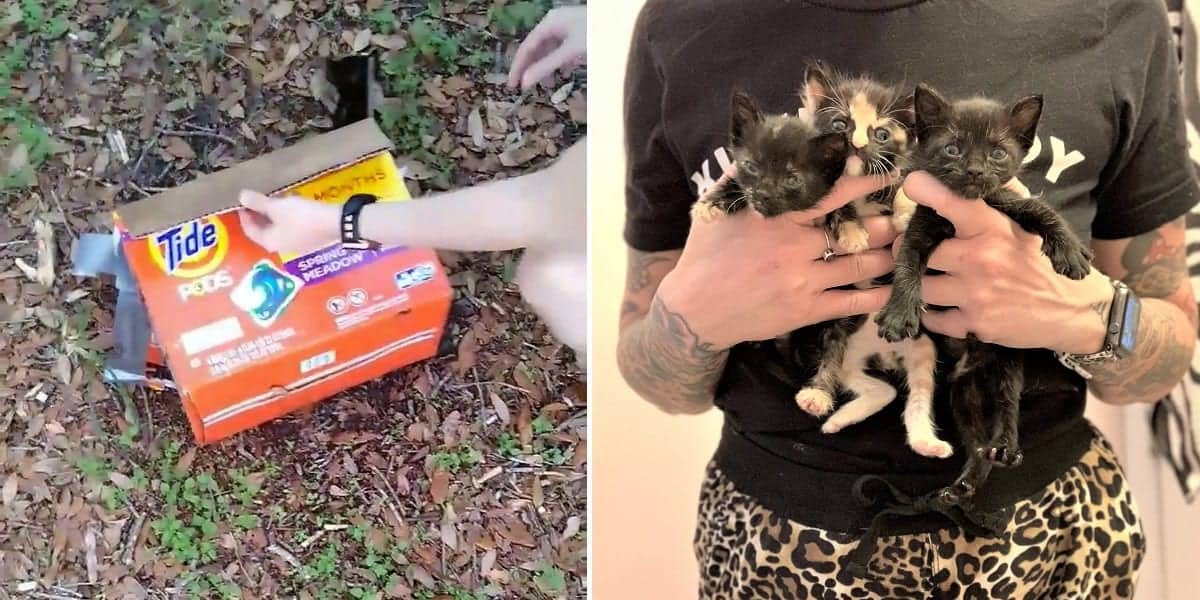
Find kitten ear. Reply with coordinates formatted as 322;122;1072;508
812;131;849;163
892;93;917;132
801;61;832;117
730;90;764;146
1008;95;1043;153
913;84;950;140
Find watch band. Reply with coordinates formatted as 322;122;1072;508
341;194;380;250
1055;279;1136;379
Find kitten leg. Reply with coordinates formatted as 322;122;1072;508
992;192;1092;280
985;350;1025;467
821;368;895;434
902;335;951;458
940;370;994;504
824;203;870;254
795;321;853;417
890;185;917;234
875;207;948;341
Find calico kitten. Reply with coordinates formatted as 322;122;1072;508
793;66;949;459
875;84;1092;503
690;90;848;220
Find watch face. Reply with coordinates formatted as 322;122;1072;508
1119;293;1141;355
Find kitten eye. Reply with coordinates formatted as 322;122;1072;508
740;161;759;176
989;148;1008;160
943;144;962;157
785;172;803;186
872;128;891;143
831;118;849;132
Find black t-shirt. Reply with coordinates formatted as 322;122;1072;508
624;0;1200;475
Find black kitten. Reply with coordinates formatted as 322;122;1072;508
326;54;378;128
874;84;1092;505
691;90;847;220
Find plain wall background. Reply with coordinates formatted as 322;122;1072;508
589;3;1200;599
591;1;719;598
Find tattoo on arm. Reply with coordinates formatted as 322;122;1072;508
617;295;728;413
1088;218;1196;403
1120;217;1187;297
619;249;680;330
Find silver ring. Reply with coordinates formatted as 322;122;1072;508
822;230;836;262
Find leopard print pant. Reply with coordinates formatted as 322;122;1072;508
695;433;1145;599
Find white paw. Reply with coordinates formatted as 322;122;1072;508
837;222;870;254
910;437;954;459
690;201;723;223
795;388;834;417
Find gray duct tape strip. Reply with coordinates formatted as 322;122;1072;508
72;233;153;384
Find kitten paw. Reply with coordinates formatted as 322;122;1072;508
837;222;871;254
689;200;724;223
986;444;1024;467
795;388;835;417
939;479;977;504
891;210;913;234
1047;245;1093;280
910;438;954;459
874;307;920;342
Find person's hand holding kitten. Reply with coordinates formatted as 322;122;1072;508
657;165;899;351
901;171;1110;354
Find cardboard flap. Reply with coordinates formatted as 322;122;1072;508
117;119;393;238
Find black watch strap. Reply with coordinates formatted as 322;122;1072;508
341;193;380;250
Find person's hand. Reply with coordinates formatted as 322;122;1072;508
657;166;900;351
237;190;340;255
901;171;1109;353
507;5;586;90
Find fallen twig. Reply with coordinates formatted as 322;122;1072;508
15;219;55;286
266;542;301;570
161;129;238;146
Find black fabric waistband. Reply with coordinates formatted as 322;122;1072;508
712;418;1095;535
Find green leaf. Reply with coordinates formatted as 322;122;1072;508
534;563;567;594
234;514;260;529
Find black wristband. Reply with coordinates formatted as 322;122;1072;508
341;193;379;250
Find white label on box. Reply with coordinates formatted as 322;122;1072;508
300;350;336;374
180;316;245;356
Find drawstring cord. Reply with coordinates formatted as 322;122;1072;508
843;474;1015;579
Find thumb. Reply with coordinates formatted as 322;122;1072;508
902;171;1000;238
238;189;272;215
788;173;896;223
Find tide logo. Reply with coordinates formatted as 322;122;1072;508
149;217;228;278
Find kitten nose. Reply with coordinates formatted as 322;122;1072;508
966;166;985;178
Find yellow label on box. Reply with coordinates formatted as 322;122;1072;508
277;151;410;262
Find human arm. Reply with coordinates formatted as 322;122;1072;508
237;140;585;255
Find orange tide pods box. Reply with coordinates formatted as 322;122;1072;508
114;120;452;444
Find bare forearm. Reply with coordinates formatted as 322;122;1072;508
616;295;729;414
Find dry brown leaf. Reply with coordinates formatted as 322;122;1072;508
430;469;450;504
455;330;478;373
468;106;485;149
352;29;372;53
175;447;197;475
109;472;134;490
517;402;532;446
103;17;127;45
489;392;510;425
366;0;385;9
163;137;195;159
560;516;581;543
2;473;17;505
499;146;539;168
270;1;294;19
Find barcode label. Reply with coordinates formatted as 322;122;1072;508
300;350;336;374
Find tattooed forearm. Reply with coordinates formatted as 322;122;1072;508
627;252;675;293
1121;217;1188;297
1087;299;1194;404
617;295;728;414
1087;217;1196;404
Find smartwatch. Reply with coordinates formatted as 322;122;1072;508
341;194;381;250
1055;279;1141;379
